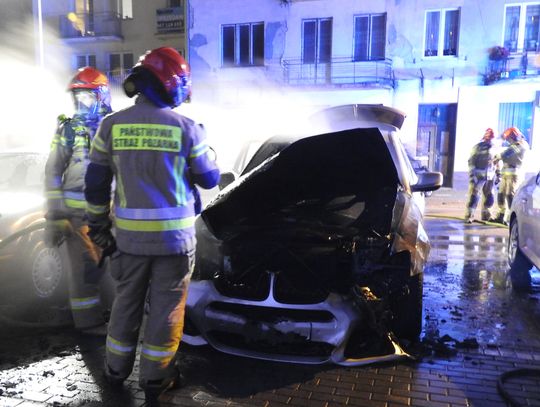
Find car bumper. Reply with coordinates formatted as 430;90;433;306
184;278;410;366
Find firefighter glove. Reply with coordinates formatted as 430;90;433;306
44;219;71;247
87;221;115;250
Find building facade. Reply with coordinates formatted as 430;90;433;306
32;0;188;93
32;0;540;186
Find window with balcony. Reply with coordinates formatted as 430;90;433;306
424;8;460;57
302;18;332;63
222;22;264;67
353;13;386;61
76;54;96;69
504;3;540;53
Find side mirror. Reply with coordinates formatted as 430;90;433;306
411;171;443;193
218;172;236;190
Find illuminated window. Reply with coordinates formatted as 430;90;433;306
353;13;386;61
222;22;264;67
424;8;460;57
302;18;332;63
504;3;540;53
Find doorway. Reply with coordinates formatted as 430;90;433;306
416;103;457;187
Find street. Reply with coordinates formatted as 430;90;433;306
0;188;539;407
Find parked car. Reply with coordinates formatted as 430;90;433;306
0;151;71;322
183;104;443;366
507;170;540;291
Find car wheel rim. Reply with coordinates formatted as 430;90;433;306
508;222;518;265
32;248;63;298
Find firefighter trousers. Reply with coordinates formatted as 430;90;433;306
105;252;193;389
496;174;519;217
64;217;105;329
465;172;494;219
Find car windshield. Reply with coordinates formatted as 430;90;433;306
0;153;46;191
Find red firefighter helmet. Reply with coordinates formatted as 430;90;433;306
124;47;191;107
68;67;111;115
503;127;523;141
483;128;494;141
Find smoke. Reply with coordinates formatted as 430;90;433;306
0;15;74;153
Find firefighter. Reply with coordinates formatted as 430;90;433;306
84;47;220;404
44;67;112;335
464;128;496;223
492;126;529;225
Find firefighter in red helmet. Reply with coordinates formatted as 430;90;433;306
44;67;113;335
84;48;219;404
464;128;496;223
491;127;529;224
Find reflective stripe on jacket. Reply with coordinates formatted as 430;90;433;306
87;96;219;255
44;116;96;216
500;140;528;175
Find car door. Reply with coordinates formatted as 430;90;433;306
518;171;540;268
529;171;540;267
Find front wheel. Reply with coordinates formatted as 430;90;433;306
391;273;423;342
508;219;532;291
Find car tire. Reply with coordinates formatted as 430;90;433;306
18;231;70;307
508;219;532;291
391;273;423;342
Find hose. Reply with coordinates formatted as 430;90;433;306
497;368;540;406
426;214;508;227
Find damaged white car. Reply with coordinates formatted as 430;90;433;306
183;105;443;366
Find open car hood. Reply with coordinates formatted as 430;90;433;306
202;128;399;240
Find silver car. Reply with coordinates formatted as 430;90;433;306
183;105;442;366
508;170;540;291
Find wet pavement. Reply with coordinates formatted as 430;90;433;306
1;188;540;407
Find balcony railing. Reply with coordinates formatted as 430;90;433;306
156;7;184;34
59;12;122;39
484;53;540;85
282;57;394;88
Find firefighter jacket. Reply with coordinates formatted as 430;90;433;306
45;114;102;218
85;96;220;256
498;139;528;176
468;140;494;176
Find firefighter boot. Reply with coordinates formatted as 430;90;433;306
103;362;127;389
464;208;474;224
491;213;505;225
481;210;491;222
143;368;182;406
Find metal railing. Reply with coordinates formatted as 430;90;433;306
156;7;184;34
59;12;122;39
282;57;394;87
484;53;540;85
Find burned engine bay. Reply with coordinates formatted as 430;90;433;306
186;128;427;364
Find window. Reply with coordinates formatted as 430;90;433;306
499;102;533;145
221;22;264;67
424;8;460;57
76;54;96;69
302;18;332;63
109;53;133;75
353;13;386;61
116;0;133;19
504;3;540;53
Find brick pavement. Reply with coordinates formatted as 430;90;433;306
1;184;540;407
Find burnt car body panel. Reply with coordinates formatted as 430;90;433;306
184;105;441;365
